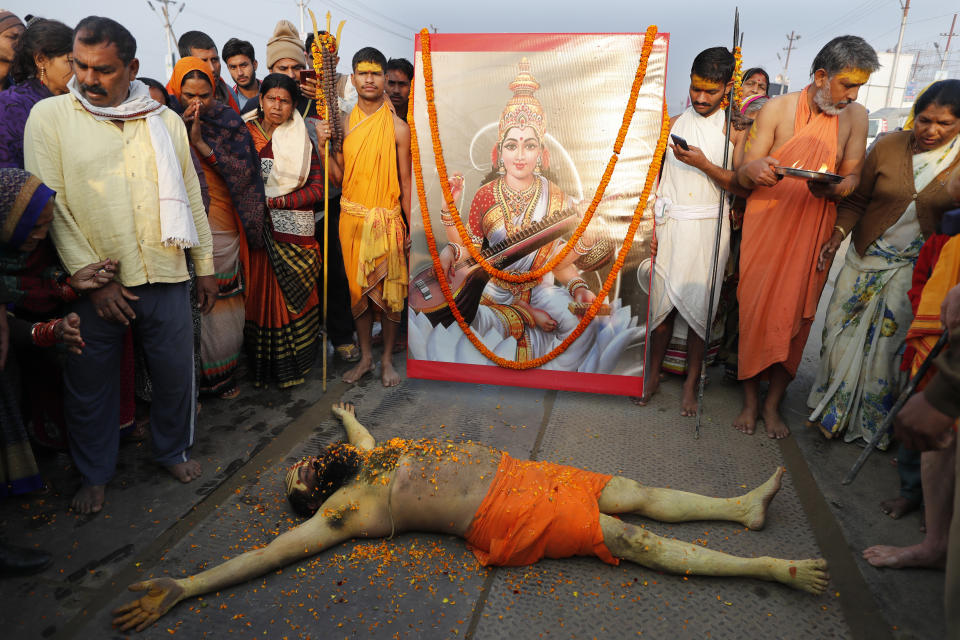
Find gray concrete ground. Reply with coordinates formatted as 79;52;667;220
0;283;947;640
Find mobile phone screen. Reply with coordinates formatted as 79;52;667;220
670;134;689;151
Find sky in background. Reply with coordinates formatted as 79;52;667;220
8;0;959;112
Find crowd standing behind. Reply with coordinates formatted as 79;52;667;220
1;7;960;636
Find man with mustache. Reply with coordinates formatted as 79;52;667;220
318;47;411;388
638;47;750;416
385;57;412;121
733;35;878;439
23;16;215;513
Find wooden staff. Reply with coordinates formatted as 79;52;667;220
309;10;345;391
695;8;740;438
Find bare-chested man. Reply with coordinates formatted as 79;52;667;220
733;35;878;439
112;402;828;632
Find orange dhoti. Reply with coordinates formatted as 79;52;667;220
738;86;839;380
341;102;407;321
464;453;618;567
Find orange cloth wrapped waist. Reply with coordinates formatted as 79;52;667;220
340;197;407;313
464;453;618;567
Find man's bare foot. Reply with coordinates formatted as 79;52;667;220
733;406;758;435
381;358;400;387
741;467;784;530
862;543;946;569
166;459;202;483
343;358;374;384
680;380;697;416
769;558;829;594
879;496;920;519
761;405;791;439
631;381;659;406
331;402;356;421
71;484;105;514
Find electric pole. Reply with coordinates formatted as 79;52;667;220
296;0;311;41
938;13;958;80
146;0;183;80
884;0;910;108
778;31;800;95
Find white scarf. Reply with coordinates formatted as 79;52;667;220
263;110;311;198
68;77;199;248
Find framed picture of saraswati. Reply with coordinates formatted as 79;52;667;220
406;30;669;396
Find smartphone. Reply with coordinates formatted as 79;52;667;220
298;69;317;83
670;134;689;151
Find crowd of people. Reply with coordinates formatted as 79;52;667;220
0;11;413;540
2;7;960;635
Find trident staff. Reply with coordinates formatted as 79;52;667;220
696;9;741;437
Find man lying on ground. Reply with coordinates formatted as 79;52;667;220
112;403;830;632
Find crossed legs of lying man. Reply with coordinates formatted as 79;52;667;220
112;403;828;632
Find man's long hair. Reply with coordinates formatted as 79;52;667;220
288;443;364;518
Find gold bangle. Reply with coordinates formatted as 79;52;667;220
833;224;847;238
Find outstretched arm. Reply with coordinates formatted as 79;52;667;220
112;496;361;632
332;401;375;450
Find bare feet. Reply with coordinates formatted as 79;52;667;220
331;401;356;421
166;459;202;483
343;357;374;384
71;484;105;514
381;358;400;387
733;406;758;435
862;543;946;569
769;558;830;594
879;496;920;520
741;467;784;530
631;380;659;406
761;405;791;439
680;379;697;417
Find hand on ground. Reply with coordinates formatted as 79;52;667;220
331;402;356;420
112;577;185;632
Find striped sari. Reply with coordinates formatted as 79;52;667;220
245;115;325;387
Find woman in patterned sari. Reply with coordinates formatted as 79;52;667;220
168;57;266;398
244;73;325;387
807;80;960;446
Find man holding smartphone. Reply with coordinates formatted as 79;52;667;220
637;47;748;416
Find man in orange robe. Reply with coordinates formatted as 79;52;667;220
320;47;412;387
734;36;877;438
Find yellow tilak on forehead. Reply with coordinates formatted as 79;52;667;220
356;61;383;74
835;68;871;85
690;74;723;91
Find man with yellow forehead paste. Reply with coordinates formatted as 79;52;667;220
735;36;878;439
638;47;750;415
437;60;602;369
319;47;411;387
112;401;831;632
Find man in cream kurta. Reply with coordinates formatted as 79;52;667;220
24;17;215;514
638;47;745;416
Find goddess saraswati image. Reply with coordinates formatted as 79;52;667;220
409;59;635;372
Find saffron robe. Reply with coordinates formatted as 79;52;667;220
340;103;406;320
738;87;839;379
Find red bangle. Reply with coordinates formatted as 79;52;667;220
31;319;61;347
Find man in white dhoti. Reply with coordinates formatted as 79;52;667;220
637;47;749;414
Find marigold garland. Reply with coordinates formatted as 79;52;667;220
408;29;671;369
732;46;744;110
419;26;658;285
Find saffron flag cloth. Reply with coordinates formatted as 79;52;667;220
340;102;407;319
738;86;839;380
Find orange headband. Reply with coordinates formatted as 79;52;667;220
690;74;724;91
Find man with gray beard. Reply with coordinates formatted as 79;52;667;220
732;36;878;439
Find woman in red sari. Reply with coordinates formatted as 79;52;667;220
244;74;325;387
